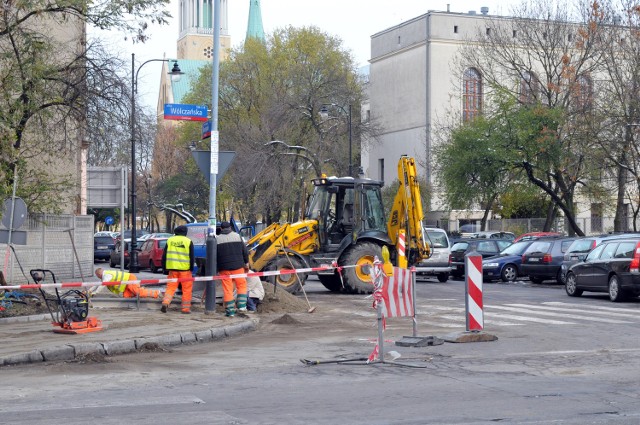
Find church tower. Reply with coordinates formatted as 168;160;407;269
177;0;231;61
246;0;265;42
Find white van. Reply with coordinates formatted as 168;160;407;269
415;227;452;282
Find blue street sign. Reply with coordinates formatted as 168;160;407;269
105;216;114;225
202;120;212;139
164;104;208;122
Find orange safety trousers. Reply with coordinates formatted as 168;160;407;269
123;284;160;299
162;270;193;312
220;268;247;302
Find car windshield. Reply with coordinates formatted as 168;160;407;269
499;241;531;256
426;230;448;248
451;242;469;252
526;241;551;254
567;239;595;254
94;236;113;245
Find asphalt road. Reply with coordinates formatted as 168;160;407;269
2;268;640;424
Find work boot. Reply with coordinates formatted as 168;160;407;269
224;300;236;317
237;294;247;311
161;304;167;313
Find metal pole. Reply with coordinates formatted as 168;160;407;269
412;269;417;337
348;104;352;177
120;167;125;271
129;53;140;273
204;0;220;314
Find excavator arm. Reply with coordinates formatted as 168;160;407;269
387;156;430;267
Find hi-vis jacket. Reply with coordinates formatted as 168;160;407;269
162;235;195;272
102;270;132;295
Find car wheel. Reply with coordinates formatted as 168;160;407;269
530;276;544;284
437;273;448;283
556;269;565;284
500;264;518;282
150;261;158;273
609;275;627;302
109;258;115;268
565;272;582;297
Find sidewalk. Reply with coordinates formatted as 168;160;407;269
0;298;257;367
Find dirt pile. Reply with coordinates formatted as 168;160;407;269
257;282;311;314
0;289;50;318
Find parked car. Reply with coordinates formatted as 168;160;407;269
116;229;149;241
415;227;451;282
565;236;640;302
513;232;562;242
109;239;130;268
469;231;516;241
449;239;513;278
94;231;118;239
521;236;576;284
94;236;116;262
558;234;640;283
482;240;535;282
137;237;169;273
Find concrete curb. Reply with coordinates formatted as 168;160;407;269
0;317;259;368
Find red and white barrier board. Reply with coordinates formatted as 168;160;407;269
380;267;414;318
465;254;484;331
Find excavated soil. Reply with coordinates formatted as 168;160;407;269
1;281;312;318
0;288;51;318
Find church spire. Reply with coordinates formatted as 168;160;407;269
246;0;265;42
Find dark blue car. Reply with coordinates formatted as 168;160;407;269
482;240;535;282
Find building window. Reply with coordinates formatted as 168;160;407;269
519;71;539;105
573;75;593;111
463;68;482;122
454;25;458;33
513;30;517;38
486;28;491;36
591;203;603;233
378;158;384;182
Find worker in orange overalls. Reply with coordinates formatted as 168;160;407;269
94;268;162;298
161;225;195;314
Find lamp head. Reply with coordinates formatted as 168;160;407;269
169;61;184;83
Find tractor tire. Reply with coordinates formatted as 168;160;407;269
265;255;307;294
318;273;343;292
340;242;383;294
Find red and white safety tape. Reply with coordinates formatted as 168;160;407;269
0;264;358;290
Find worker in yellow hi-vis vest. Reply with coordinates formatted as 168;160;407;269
94;268;162;299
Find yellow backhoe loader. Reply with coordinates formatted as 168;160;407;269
246;155;430;294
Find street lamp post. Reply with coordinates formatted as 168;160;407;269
320;103;352;176
129;53;183;273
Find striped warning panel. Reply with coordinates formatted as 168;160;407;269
380;267;413;318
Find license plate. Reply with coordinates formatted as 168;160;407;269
528;258;540;262
98;246;108;249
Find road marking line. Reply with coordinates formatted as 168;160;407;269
544;301;640;313
487;305;631;324
507;303;640;319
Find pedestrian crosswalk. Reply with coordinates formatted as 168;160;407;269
415;301;640;328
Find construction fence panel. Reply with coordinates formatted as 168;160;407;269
1;214;94;284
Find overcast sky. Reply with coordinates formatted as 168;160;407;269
98;0;511;109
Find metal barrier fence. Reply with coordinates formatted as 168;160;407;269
1;214;94;284
430;216;639;236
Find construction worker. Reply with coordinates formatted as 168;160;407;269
94;268;162;299
217;221;249;317
161;225;195;314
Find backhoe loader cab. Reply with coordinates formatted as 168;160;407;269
307;176;388;248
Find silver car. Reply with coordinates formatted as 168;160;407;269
415;227;451;282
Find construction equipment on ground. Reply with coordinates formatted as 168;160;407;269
246;155;430;294
31;269;103;334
